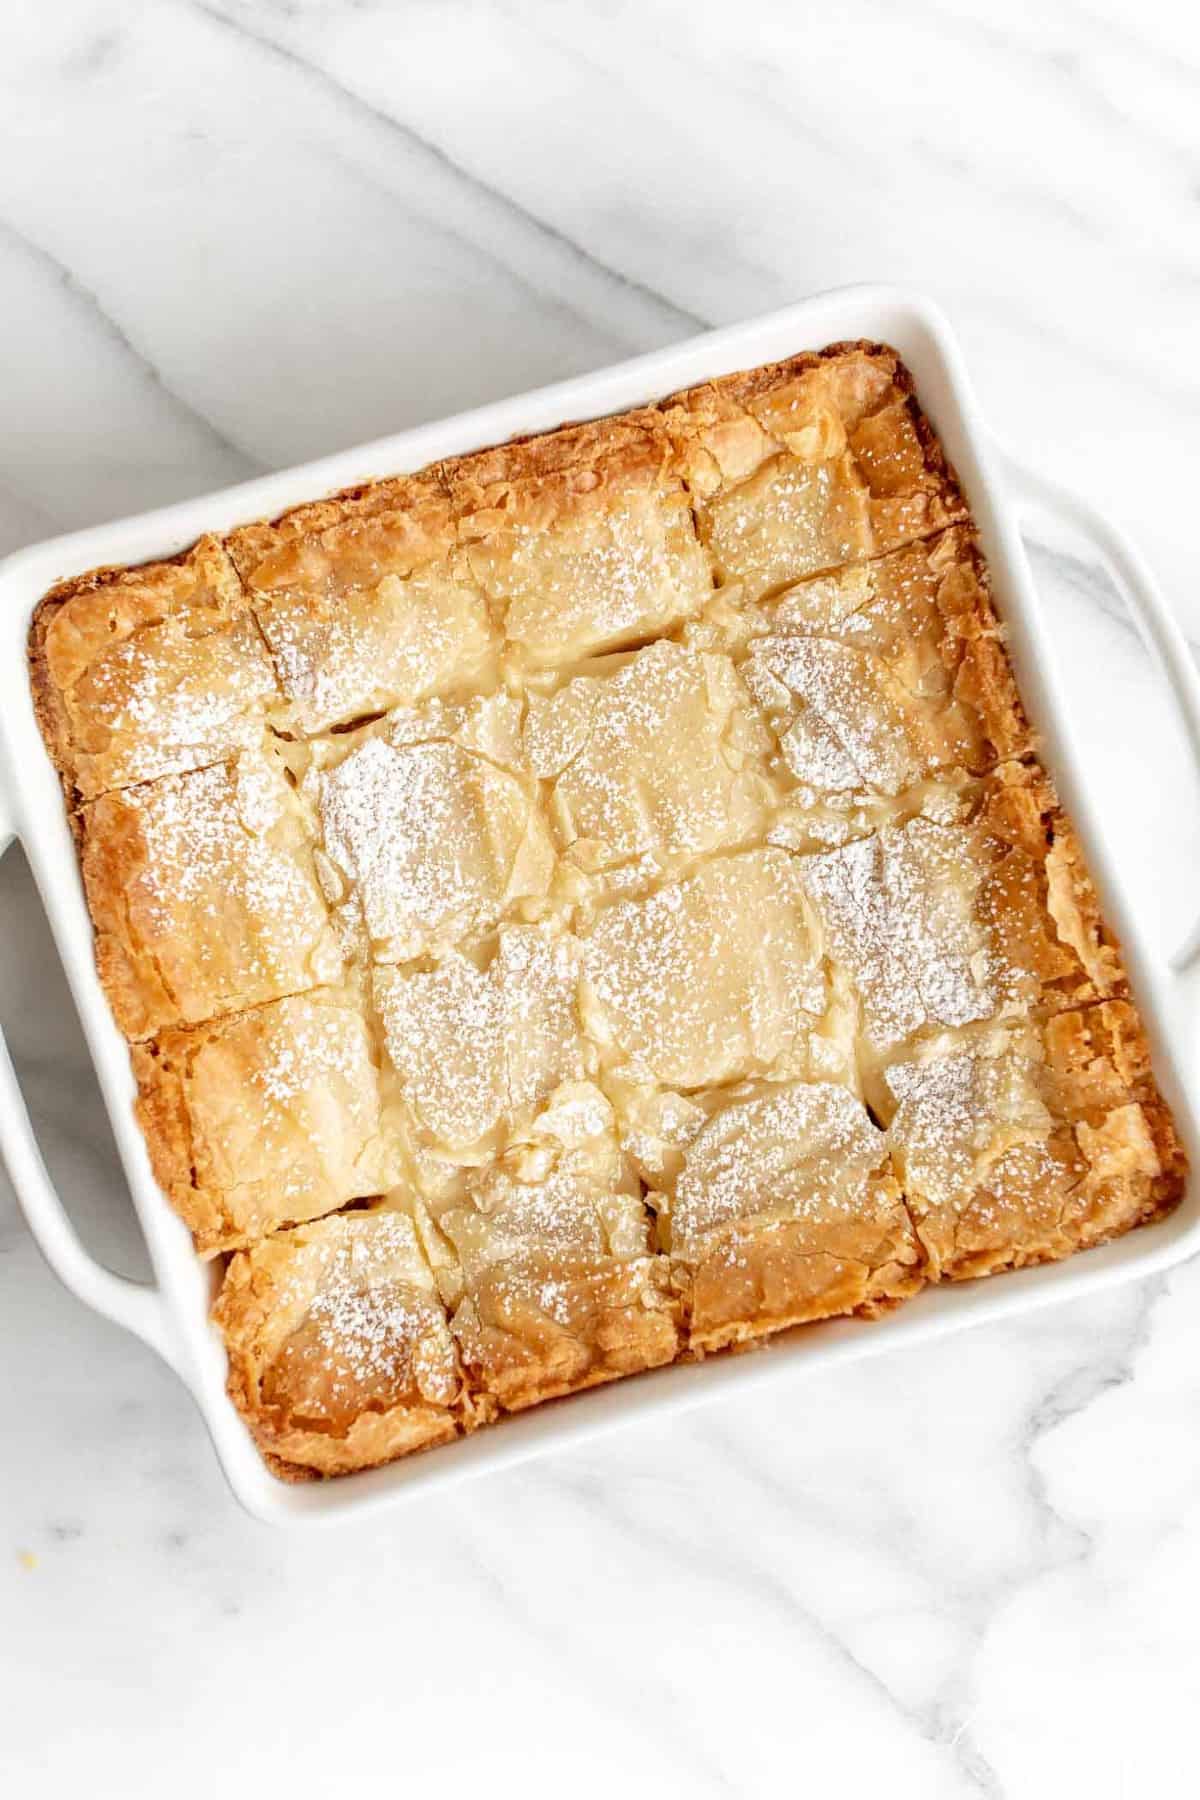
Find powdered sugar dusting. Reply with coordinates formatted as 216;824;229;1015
799;816;1006;1056
884;1030;1059;1218
251;1001;369;1108
529;639;766;868
705;454;872;596
671;1081;888;1260
473;490;710;662
317;736;551;960
582;852;826;1088
122;752;339;995
744;634;921;796
258;566;495;734
440;1084;650;1287
83;613;276;786
57;402;1134;1428
281;1214;458;1409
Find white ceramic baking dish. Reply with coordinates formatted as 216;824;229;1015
2;286;1198;1526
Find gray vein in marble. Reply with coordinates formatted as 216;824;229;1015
1055;0;1200;83
1018;1277;1167;1551
315;140;640;360
552;1442;996;1797
0;214;262;480
1045;42;1200;178
0;6;1195;1782
1025;537;1200;665
58;27;125;78
932;1288;1171;1773
690;1416;1003;1796
909;137;1105;242
902;0;1199;172
0;473;62;541
684;1284;1180;1797
188;0;708;337
495;0;867;175
972;290;1200;414
447;1491;742;1797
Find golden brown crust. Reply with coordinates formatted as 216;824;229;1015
871;526;1030;774
30;536;275;805
880;525;1032;773
658;342;966;597
428;1084;681;1415
438;409;669;526
25;338;1185;1482
134;991;407;1256
453;1256;680;1417
225;471;455;588
976;762;1127;1016
214;1209;466;1478
797;761;1130;1075
226;473;495;736
730;525;1032;806
79;752;341;1039
445;414;712;668
130;1040;198;1230
650;1079;924;1353
79;786;179;1040
674;1189;925;1355
29;601;75;812
884;1002;1187;1281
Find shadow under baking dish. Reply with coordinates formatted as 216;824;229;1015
0;283;1197;1525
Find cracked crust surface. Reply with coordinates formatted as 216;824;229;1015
227;473;500;736
132;989;408;1256
427;1084;680;1414
881;1002;1186;1280
78;749;342;1039
795;761;1129;1078
211;1208;465;1477
660;342;966;598
27;339;1187;1480
31;536;279;803
652;1080;923;1352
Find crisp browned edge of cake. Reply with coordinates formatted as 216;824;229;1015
22;339;1189;1482
32;554;189;819
26;337;951;789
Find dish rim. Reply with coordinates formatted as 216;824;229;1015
1;283;1197;1525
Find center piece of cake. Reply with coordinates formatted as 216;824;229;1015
30;341;1187;1479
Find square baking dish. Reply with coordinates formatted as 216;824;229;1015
2;285;1198;1525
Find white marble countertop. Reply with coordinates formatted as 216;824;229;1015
2;3;1199;1794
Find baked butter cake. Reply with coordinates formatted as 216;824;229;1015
29;342;1187;1478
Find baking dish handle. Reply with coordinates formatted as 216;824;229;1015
994;444;1200;974
0;817;181;1374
